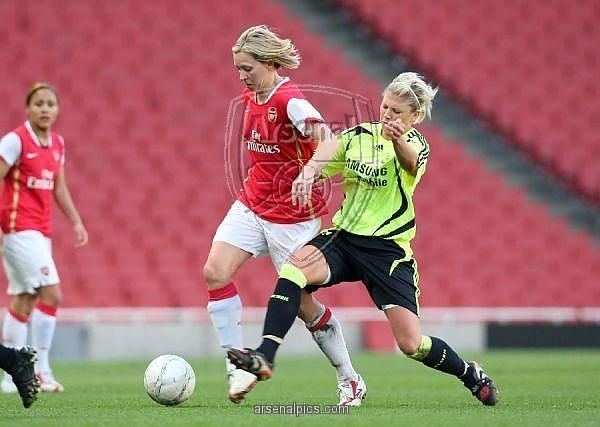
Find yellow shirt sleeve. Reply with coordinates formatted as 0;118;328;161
402;128;430;190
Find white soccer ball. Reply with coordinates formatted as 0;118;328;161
144;355;196;406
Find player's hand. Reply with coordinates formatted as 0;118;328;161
291;165;317;207
73;222;88;248
383;120;408;144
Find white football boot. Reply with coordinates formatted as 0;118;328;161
228;368;258;404
226;356;236;385
37;372;64;392
337;373;367;406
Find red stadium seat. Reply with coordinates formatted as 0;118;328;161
0;0;597;309
335;0;600;202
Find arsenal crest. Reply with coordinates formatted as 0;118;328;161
268;107;277;123
53;150;60;162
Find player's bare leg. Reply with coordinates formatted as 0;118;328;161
1;294;35;393
386;306;498;406
34;284;63;392
203;242;252;387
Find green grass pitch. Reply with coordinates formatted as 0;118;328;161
1;351;598;426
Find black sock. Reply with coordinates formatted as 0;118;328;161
256;339;280;365
0;345;16;372
421;336;467;377
257;278;302;363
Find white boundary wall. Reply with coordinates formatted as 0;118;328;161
2;307;599;360
54;306;600;323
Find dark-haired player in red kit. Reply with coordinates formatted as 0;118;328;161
0;83;88;394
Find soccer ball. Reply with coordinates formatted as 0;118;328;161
144;355;196;406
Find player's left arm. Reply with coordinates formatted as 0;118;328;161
304;121;340;175
292;121;340;207
286;94;340;206
53;166;88;247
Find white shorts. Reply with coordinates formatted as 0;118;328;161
2;230;60;295
213;200;321;271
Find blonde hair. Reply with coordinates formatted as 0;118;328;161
26;82;58;106
232;25;300;69
384;72;438;123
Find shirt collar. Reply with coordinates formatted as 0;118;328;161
255;77;290;105
25;120;52;148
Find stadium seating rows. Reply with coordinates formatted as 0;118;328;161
336;0;600;203
0;0;598;309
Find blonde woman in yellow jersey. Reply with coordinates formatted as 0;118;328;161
227;72;499;406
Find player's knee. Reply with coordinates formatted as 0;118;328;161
405;336;433;360
39;285;62;307
46;294;62;307
203;262;232;288
396;335;422;356
12;304;34;317
279;263;307;289
12;295;37;316
286;254;323;287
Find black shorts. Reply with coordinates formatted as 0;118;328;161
305;229;421;315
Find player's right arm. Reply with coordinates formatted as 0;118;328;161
0;132;21;179
291;121;340;207
0;132;18;243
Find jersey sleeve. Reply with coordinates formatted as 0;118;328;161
0;132;22;166
402;129;430;186
286;98;324;137
320;131;349;179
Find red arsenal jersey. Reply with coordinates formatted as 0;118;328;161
0;122;65;237
239;78;327;223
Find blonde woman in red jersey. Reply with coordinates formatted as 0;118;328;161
203;25;366;405
0;83;88;393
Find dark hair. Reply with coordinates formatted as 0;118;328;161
25;82;59;106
